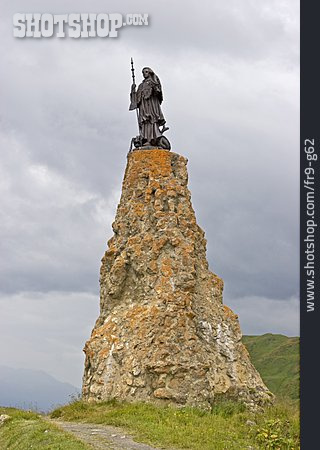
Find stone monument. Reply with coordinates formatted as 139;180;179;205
82;65;272;409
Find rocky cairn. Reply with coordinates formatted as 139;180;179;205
82;149;272;409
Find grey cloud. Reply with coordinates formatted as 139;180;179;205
0;132;119;294
0;292;99;386
226;295;299;336
0;1;299;383
0;9;299;299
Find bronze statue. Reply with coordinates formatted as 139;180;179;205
129;59;171;150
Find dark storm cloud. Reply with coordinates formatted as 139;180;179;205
0;0;299;382
0;1;299;299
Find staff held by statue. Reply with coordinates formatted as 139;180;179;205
130;58;139;129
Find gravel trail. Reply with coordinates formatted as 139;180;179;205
49;419;166;450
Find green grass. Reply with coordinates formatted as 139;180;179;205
242;333;300;401
50;398;300;449
0;407;90;449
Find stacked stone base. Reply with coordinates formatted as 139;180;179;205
82;149;273;409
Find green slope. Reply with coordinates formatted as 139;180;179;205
0;407;89;449
242;333;299;401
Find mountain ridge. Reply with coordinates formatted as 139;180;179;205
0;365;80;412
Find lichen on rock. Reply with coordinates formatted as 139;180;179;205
82;149;273;409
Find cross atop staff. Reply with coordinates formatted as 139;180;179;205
130;57;136;86
129;58;139;128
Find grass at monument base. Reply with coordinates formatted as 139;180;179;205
50;397;299;449
0;399;299;449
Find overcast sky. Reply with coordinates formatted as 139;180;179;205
0;0;299;387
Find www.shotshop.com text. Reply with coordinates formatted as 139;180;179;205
303;138;317;312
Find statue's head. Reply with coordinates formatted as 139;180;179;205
142;67;153;79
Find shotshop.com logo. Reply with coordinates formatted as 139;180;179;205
13;13;149;38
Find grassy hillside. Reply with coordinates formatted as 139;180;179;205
0;407;89;449
242;333;299;401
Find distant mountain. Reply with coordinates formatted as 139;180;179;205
0;365;80;412
242;333;299;401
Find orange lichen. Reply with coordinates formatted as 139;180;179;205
125;304;160;330
92;321;116;339
133;202;145;217
223;305;238;320
152;237;168;255
148;260;158;273
161;258;173;277
125;150;175;190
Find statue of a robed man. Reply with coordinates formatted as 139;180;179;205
129;64;171;150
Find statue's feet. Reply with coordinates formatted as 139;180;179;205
160;126;169;134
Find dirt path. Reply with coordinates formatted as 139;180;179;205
49;419;165;450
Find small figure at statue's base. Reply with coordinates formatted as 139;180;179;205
129;131;171;153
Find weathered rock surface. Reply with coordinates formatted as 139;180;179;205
82;149;272;409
